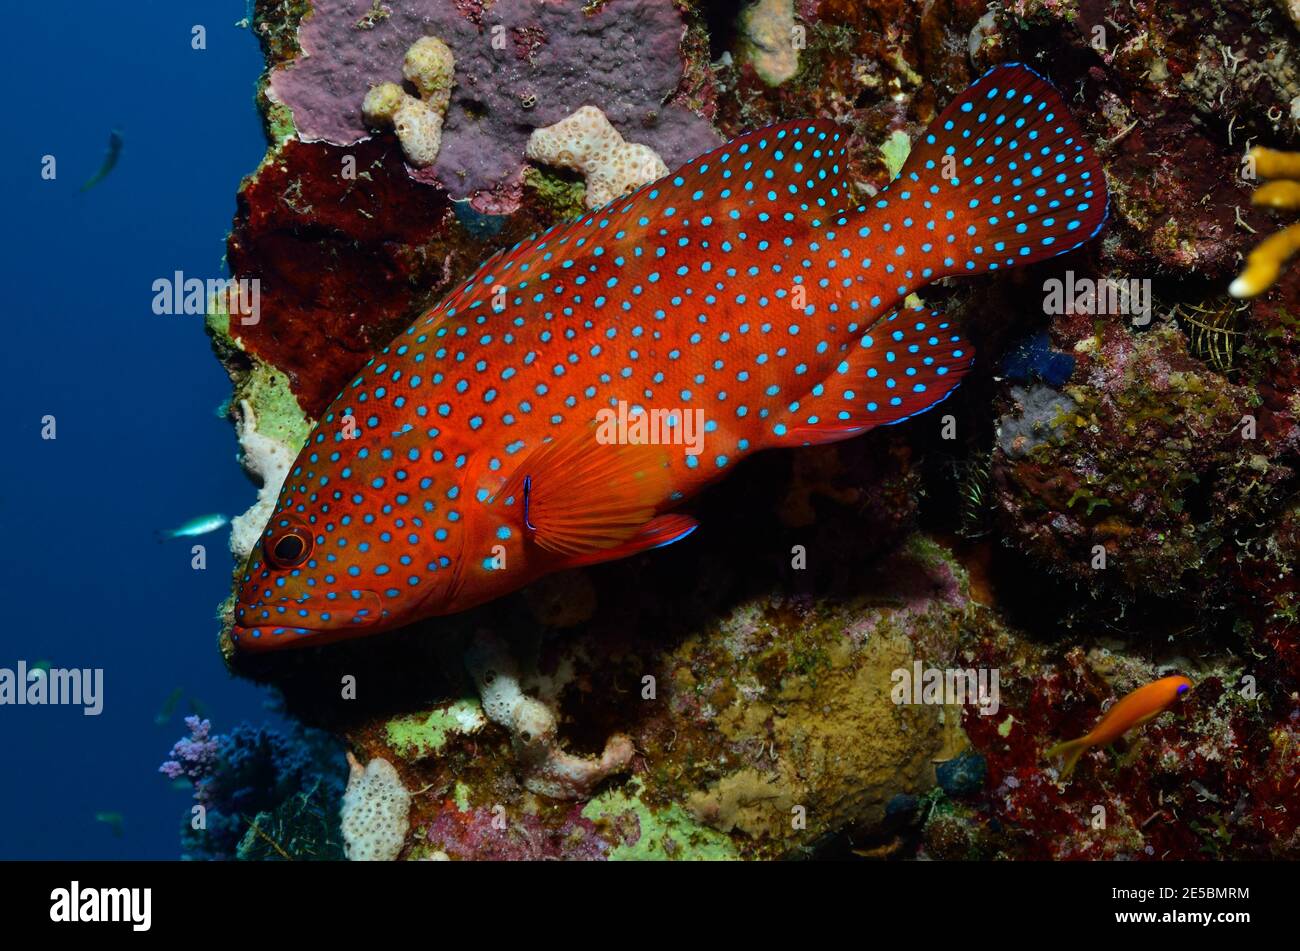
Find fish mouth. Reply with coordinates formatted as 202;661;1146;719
231;589;385;652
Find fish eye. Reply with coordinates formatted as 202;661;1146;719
1176;683;1190;696
266;525;313;569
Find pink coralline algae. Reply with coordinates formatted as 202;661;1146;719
268;0;721;211
425;801;612;860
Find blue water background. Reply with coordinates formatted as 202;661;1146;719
0;1;279;858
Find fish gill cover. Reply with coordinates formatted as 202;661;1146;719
180;0;1300;861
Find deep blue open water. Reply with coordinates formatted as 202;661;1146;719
0;1;278;858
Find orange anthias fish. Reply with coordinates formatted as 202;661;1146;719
231;63;1109;651
1045;675;1194;778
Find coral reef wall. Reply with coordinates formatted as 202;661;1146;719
201;0;1300;859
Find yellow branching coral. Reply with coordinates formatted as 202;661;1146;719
1230;148;1300;299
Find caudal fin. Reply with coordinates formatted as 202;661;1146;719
1044;737;1090;779
888;63;1108;279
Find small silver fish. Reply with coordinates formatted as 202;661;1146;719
156;513;229;541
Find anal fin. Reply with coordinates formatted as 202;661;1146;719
779;304;973;446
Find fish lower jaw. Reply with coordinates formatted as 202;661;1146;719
231;589;390;652
230;616;402;652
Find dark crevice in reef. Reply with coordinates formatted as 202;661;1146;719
699;0;746;62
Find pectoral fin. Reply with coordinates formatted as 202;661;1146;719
566;514;699;568
502;424;674;557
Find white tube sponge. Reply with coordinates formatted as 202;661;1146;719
465;630;634;800
340;753;412;861
362;36;454;168
525;105;669;210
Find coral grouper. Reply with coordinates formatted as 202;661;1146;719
233;63;1108;651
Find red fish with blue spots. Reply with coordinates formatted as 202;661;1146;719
233;63;1108;651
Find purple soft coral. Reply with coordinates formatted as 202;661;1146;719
159;716;221;789
268;0;720;211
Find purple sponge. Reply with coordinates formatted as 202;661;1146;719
268;0;720;209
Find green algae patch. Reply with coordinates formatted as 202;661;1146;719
205;299;232;343
524;166;588;221
880;129;912;180
583;785;739;861
242;360;311;449
453;781;472;812
386;699;487;761
262;98;298;148
203;303;309;450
